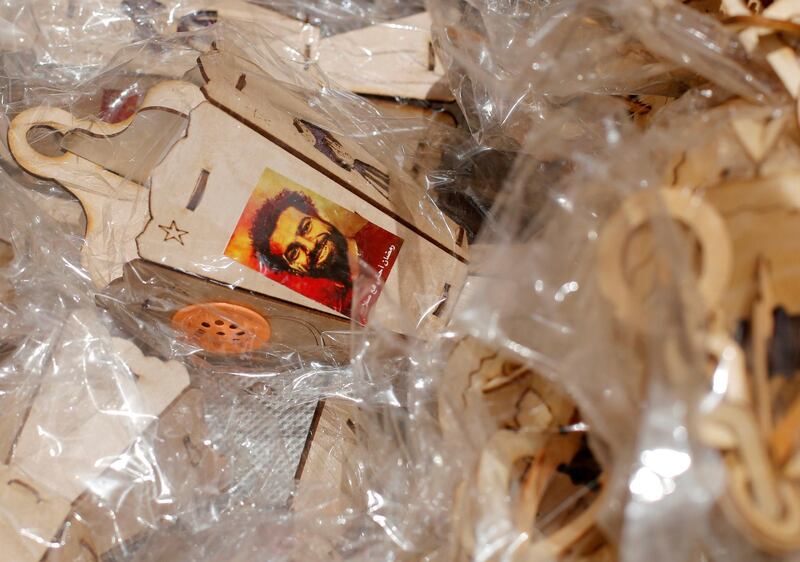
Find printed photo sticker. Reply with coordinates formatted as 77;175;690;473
226;167;403;321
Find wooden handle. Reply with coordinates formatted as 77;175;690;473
8;107;140;196
8;78;202;191
7;81;205;289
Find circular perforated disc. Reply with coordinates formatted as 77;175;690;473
172;302;271;354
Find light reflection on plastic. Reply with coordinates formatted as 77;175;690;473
19;528;62;548
367;490;414;550
37;428;63;457
711;360;730;395
630;467;674;502
641;449;691;478
629;448;691;502
367;489;385;512
556;196;574;212
711;344;738;396
554;281;579;302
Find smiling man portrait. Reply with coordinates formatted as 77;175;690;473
251;189;356;287
225;167;404;319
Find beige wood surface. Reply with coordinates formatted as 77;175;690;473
11;68;466;335
130;54;468;335
720;0;800;97
177;5;450;100
196;0;320;57
8;81;206;287
198;50;464;255
315;12;452;101
0;312;189;562
704;173;800;320
293;400;360;512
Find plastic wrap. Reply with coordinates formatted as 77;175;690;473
438;3;800;562
0;3;468;559
4;0;800;561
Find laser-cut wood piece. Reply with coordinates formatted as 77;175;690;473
10;54;467;336
597;188;733;329
720;0;800;97
99;259;349;358
772;397;800;468
12;334;190;500
0;312;190;562
752;258;776;436
176;0;319;59
579;20;800;541
41;389;225;561
315;12;452;101
731;113;789;162
601;172;800;552
8;81;206;287
0;465;72;562
702;173;800;321
176;4;451;101
441;337;608;562
453;429;606;562
706;402;800;552
292;400;361;520
440;337;575;436
136;52;467;335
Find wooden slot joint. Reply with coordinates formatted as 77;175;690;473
186;169;210;211
235;74;247;92
456;227;466;248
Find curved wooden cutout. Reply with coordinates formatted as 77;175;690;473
475;430;606;562
521;483;606;562
598;189;733;330
725;461;800;552
8;81;205;287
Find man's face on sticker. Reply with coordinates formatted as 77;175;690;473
269;206;350;283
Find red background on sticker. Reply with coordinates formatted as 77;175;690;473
225;169;403;321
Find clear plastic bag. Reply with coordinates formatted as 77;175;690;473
5;0;800;560
0;4;469;559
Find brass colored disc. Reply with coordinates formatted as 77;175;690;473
172;302;271;354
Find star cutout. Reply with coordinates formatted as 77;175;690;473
159;221;189;245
